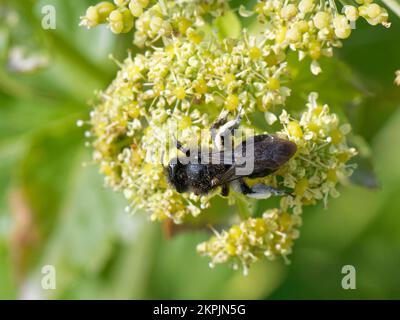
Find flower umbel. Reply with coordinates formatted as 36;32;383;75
197;93;357;269
80;0;228;47
252;0;389;74
81;0;388;273
89;34;292;224
275;92;357;214
197;209;301;274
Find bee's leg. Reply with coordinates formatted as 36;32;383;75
221;183;229;197
231;179;287;199
212;113;243;150
211;110;230;131
211;110;229;149
247;184;288;199
174;137;190;157
230;179;252;195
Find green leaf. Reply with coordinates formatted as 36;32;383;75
27;151;127;298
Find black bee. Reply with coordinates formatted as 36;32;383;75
165;113;297;199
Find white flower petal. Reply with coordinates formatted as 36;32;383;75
310;60;322;75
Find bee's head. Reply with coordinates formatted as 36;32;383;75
166;158;189;193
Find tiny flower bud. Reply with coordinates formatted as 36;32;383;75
313;11;331;29
249;47;262;60
129;1;143;17
225;94;239;110
286;26;302;43
83;6;100;28
176;17;192;35
114;0;127;6
333;15;351;39
267;78;280;90
96;2;116;22
174;86;186;100
343;5;359;22
281;4;297;20
365;3;381;19
288;121;303;138
298;0;315;14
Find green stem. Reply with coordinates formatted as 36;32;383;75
338;0;352;6
329;0;339;13
235;194;253;220
0;68;35;99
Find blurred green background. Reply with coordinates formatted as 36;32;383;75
0;0;400;299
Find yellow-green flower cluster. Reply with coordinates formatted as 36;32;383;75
89;34;291;223
80;0;228;47
260;92;357;215
133;0;227;47
197;209;301;273
81;0;383;273
145;36;290;112
252;0;389;74
92;104;212;223
90;71;211;223
197;93;356;270
395;70;400;86
119;116;216;223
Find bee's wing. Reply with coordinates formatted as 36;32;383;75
206;136;261;165
206;150;234;165
212;165;243;186
206;138;260;186
207;134;296;186
206;134;287;185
